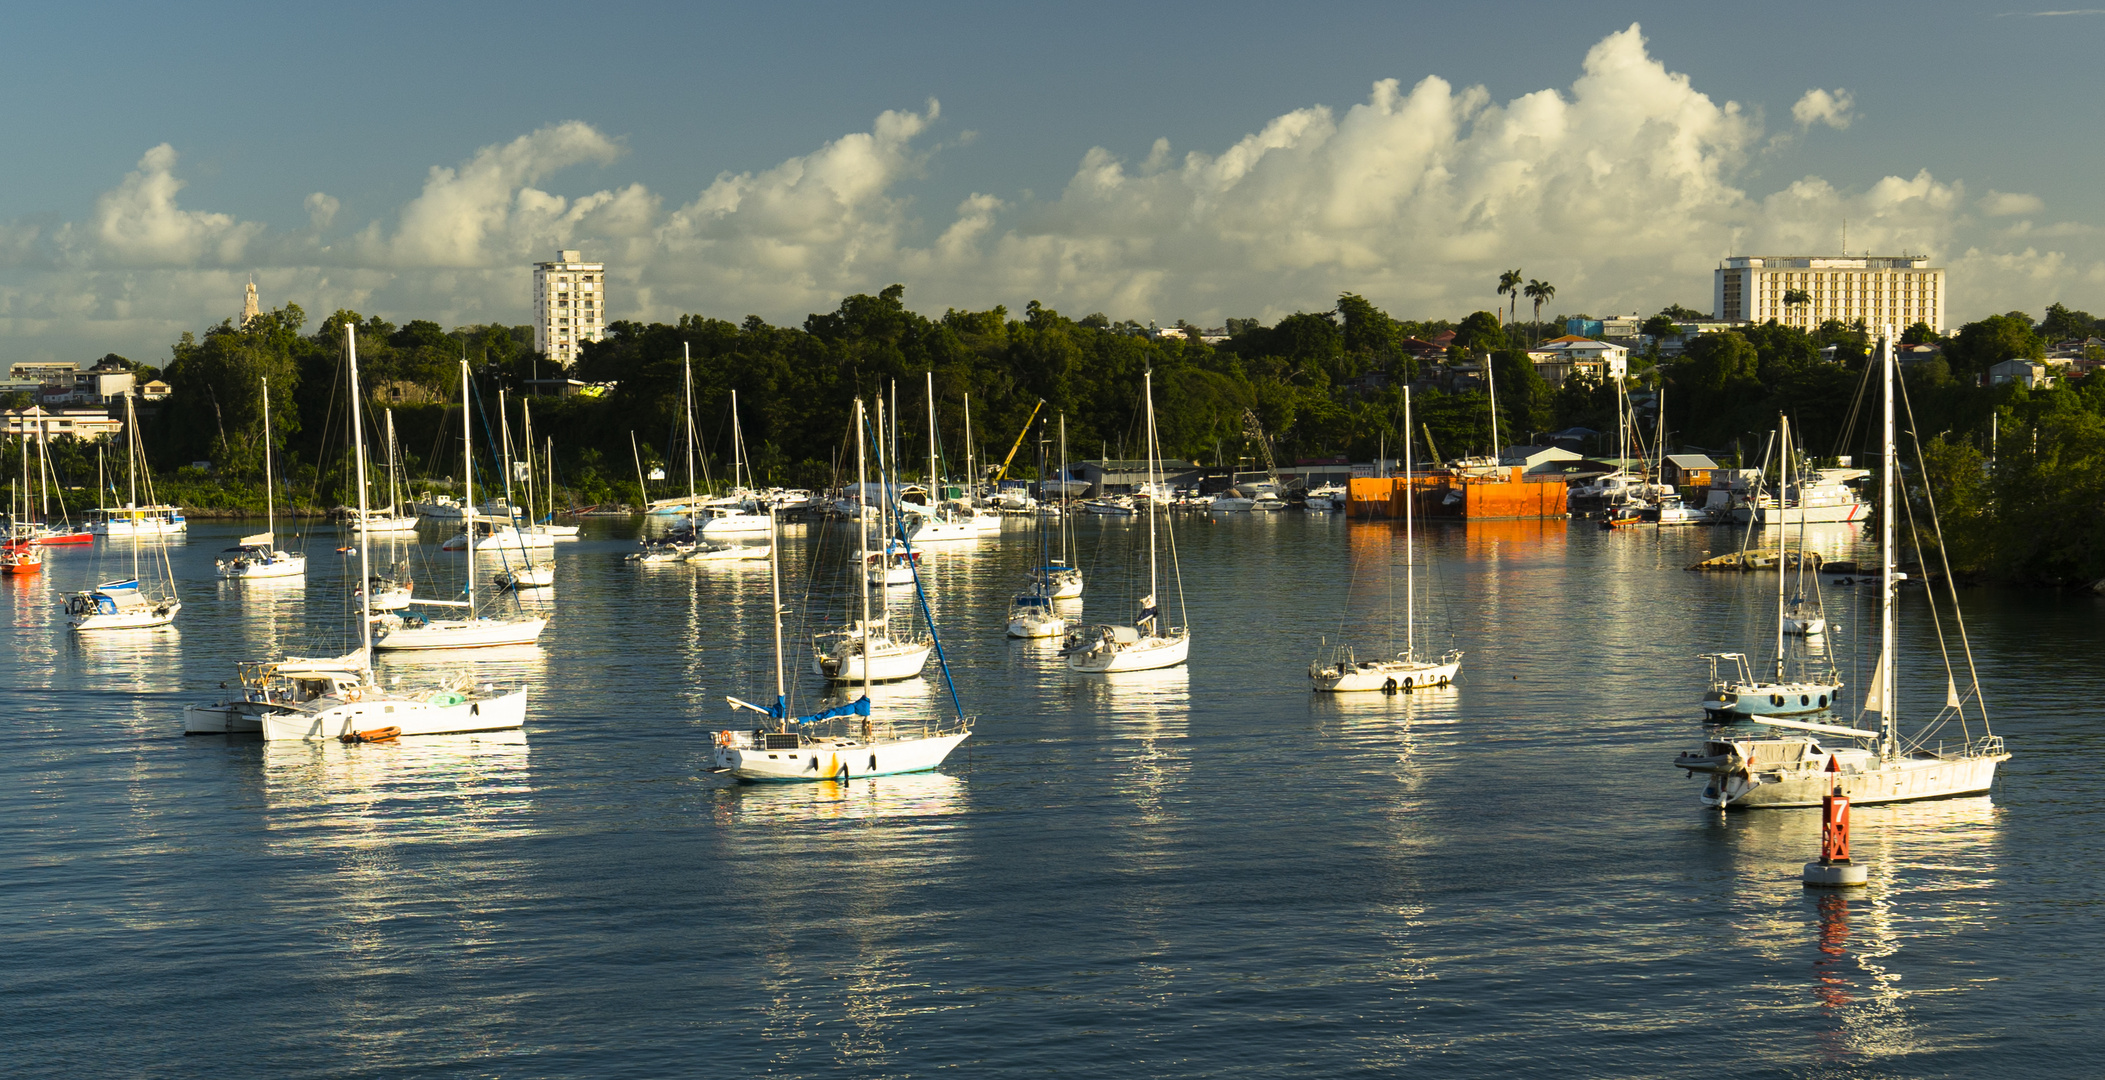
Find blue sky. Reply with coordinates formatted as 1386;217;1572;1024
5;1;2102;363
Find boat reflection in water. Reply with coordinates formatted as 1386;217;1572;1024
259;730;535;839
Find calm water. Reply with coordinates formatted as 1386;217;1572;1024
4;513;2101;1078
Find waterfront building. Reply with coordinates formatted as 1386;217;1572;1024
3;406;122;442
1526;336;1629;386
1714;255;1944;332
533;250;606;367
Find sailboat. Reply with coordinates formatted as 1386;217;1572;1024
66;392;182;630
906;373;979;545
192;324;529;741
1043;413;1084;598
699;389;770;538
4;431;47;574
374;361;549;650
1062;370;1190;672
1673;333;2009;807
1699;417;1841;719
628;357;705;562
9;410;90;546
712;496;972;781
1007;424;1068;639
534;432;580;539
353;410;420;535
216;378;308;580
1310;386;1462;691
812;397;934;682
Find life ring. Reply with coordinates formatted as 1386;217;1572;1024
717;730;735;748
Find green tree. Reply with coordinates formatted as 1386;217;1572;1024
1943;312;2045;380
1450;310;1506;357
2040;302;2096;344
1497;269;1523;327
1524;280;1555;345
1901;321;1939;346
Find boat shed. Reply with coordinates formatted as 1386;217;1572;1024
1069;459;1202;496
1662;453;1719;489
1498;445;1583;471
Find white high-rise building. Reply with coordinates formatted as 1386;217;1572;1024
1714;255;1945;334
533;250;606;366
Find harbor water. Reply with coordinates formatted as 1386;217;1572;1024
3;515;2100;1077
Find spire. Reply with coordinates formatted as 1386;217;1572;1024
241;281;260;327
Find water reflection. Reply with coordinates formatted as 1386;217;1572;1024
71;625;183;691
719;770;967;825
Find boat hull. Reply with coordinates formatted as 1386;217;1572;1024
218;554;307;579
1007;611;1068;639
700;515;771;538
70;600;181;631
1703;753;2007;809
1736;503;1868;526
715;731;969;782
374;616;548;650
1066;631;1189;673
258;689;529;742
1312;656;1459;692
813;640;933;682
1702;681;1843;718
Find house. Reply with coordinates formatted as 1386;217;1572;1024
1989;359;2052;388
1430;329;1458;351
1497;445;1583;471
3;406;122;442
139;380;172;400
1662;453;1719;489
1398;337;1446;362
1526;336;1629;386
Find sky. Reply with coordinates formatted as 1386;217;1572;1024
5;0;2105;365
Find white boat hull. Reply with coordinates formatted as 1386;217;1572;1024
813;639;933;682
258;689;529;742
714;731;969;782
1703;680;1843;718
218;553;307;579
360;516;421;534
495;566;555;588
1704;752;2006;809
700;515;771;538
1736;503;1868;526
688;543;771;563
1311;656;1459;692
1007;611;1068;639
374;616;548;650
1066;631;1189;672
908;520;980;544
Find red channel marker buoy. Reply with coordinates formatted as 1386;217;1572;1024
1803;755;1868;887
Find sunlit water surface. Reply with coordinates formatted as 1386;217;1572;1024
2;516;2099;1078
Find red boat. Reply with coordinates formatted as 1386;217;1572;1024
32;529;93;545
0;541;43;575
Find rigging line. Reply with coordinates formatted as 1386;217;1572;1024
1897;367;1990;736
865;405;966;722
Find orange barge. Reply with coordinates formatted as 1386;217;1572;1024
1349;466;1569;520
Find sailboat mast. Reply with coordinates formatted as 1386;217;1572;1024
963;392;975;504
386;410;400;518
1405;386;1416;660
1058;413;1071;558
522;400;538;528
499;389;514;516
347;328;375;665
768;502;785;714
1879;333;1899;759
461;361;476;613
1775;416;1790;682
262;377;275;542
630;431;646;510
683;352;698;526
730;388;744;493
1485;352;1500;457
926;371;939;491
127;394;140;582
855;397;874;705
1143;370;1160;608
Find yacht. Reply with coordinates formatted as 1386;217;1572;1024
1064;371;1190;673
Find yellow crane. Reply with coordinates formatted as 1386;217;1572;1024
991;399;1047;482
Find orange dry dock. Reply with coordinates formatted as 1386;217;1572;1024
1349;467;1568;520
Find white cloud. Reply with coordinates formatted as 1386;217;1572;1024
8;27;2105;364
1791;88;1854;130
1980;190;2044;216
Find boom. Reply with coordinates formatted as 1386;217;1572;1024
991;399;1047;483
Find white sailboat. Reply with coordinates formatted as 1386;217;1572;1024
1043;413;1084;598
67;392;182;630
216;377;308;580
628;356;706;562
1063;370;1190;673
1700;417;1842;719
374;361;549;651
699;389;771;538
355;410;421;534
1310;386;1461;692
713;501;971;781
812;398;934;682
1674;332;2009;808
906;373;981;546
1007;423;1068;639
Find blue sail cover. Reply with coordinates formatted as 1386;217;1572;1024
796;697;873;726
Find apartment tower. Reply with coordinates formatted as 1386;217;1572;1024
1714;255;1945;334
533;250;605;366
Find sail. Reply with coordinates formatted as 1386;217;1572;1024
1946;674;1963;711
240;532;273;547
1862;649;1889;714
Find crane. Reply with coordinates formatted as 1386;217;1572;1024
990;399;1047;483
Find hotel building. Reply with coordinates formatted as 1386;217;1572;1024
533;250;605;366
1713;255;1945;334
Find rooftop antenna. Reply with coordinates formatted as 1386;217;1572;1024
1841;219;1848;255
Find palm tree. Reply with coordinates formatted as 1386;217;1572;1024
1525;279;1556;345
1783;288;1811;328
1497;269;1523;328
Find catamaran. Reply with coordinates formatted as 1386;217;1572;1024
1673;332;2009;808
67;393;182;630
1699;417;1842;719
1311;386;1461;691
1063;370;1190;673
374;361;548;650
